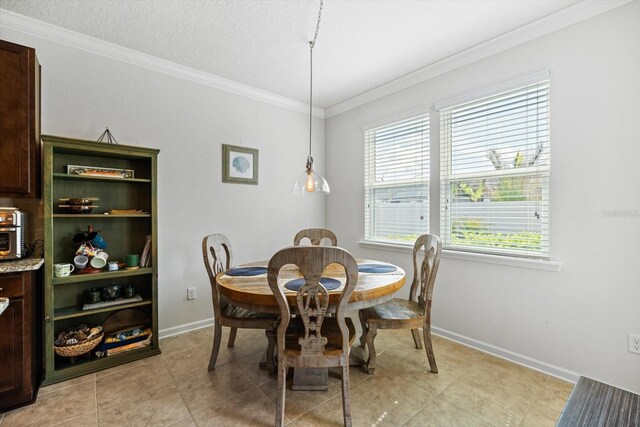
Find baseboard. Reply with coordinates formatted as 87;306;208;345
158;317;214;339
431;325;580;384
156;317;580;384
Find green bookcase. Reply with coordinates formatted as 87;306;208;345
42;135;160;385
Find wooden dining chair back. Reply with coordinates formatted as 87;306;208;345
202;233;233;313
409;234;442;320
293;228;338;246
359;234;442;374
268;246;359;427
202;233;277;372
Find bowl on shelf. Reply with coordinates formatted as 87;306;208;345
54;332;103;358
67;198;93;206
64;205;94;214
59;197;99;205
58;197;100;214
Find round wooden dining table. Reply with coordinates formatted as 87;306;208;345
217;258;405;390
216;258;406;314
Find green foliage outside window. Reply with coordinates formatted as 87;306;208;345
452;218;542;251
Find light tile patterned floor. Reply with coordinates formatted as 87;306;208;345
0;326;573;426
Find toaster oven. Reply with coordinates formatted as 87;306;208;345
0;208;25;260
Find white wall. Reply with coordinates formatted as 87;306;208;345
326;2;640;393
0;27;326;334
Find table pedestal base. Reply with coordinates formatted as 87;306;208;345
289;346;367;391
292;368;329;391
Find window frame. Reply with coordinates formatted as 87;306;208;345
438;78;551;259
360;72;554;264
363;110;430;245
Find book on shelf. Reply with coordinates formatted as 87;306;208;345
106;335;152;356
140;235;152;268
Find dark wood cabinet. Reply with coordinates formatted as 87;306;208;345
0;39;41;198
0;299;25;398
0;270;41;411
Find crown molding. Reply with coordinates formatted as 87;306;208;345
0;9;325;119
325;0;632;118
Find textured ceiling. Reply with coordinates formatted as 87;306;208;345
0;0;580;108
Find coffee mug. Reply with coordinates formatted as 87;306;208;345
125;254;139;268
101;284;121;301
54;263;75;277
123;284;135;298
108;261;119;271
90;251;109;269
86;288;101;304
74;255;89;270
92;233;107;249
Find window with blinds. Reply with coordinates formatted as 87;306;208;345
439;80;550;258
364;113;429;244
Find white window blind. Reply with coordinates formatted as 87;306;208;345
364;113;429;244
440;80;550;258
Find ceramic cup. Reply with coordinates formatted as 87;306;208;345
107;261;119;271
92;234;107;249
86;288;101;304
101;284;121;301
73;255;89;270
125;254;139;268
54;263;75;277
123;284;135;298
90;251;109;269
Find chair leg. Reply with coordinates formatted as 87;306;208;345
208;322;222;371
341;365;352;427
423;324;438;373
265;329;276;375
364;326;378;374
227;327;238;348
275;363;287;427
411;328;423;349
358;310;368;352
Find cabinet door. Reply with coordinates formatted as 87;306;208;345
0;39;38;196
0;299;24;398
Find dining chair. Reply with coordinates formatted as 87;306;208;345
268;246;358;427
293;228;338;246
202;233;278;372
359;234;442;374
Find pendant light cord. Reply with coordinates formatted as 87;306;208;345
308;0;323;161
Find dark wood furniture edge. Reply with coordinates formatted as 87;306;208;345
556;376;640;427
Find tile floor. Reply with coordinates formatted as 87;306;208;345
0;326;573;426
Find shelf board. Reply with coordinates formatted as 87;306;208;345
52;173;151;183
52;267;153;285
53;214;151;218
54;299;152;320
48;345;161;382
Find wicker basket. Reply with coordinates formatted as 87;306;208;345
54;333;104;357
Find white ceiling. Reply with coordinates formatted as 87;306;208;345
0;0;588;108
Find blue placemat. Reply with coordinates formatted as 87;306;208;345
358;263;397;273
226;267;267;276
284;277;341;291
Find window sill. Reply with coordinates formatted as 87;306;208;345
358;240;414;254
358;240;561;272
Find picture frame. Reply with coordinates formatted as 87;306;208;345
222;144;259;185
67;165;134;179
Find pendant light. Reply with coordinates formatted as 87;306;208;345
292;0;330;195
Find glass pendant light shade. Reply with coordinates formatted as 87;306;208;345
292;5;329;195
291;156;330;195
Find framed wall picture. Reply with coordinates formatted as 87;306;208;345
222;144;259;185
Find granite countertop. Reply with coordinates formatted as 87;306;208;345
0;258;44;273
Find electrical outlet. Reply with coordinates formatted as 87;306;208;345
628;333;640;354
187;287;196;300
